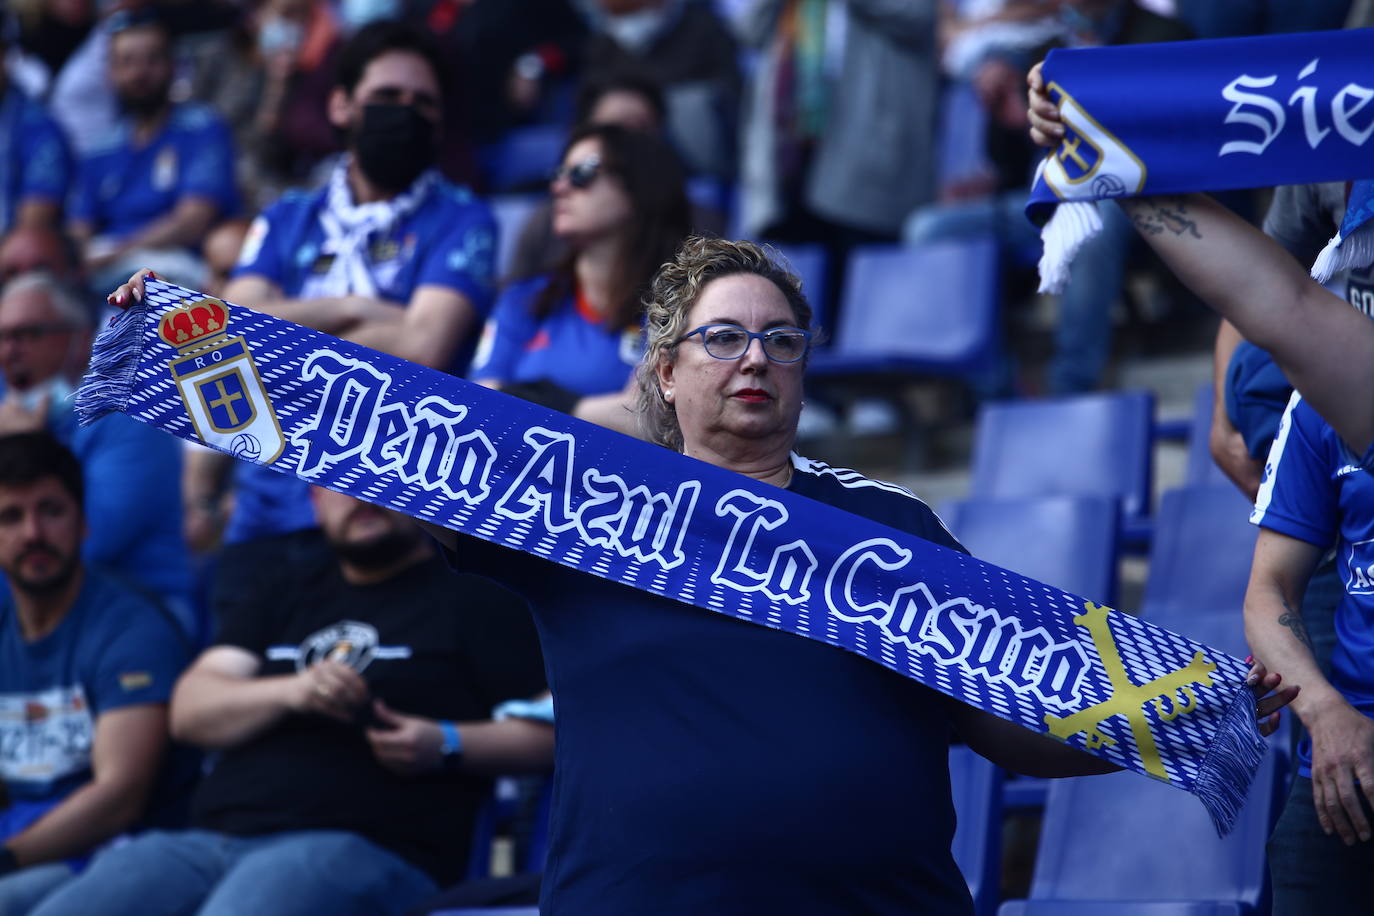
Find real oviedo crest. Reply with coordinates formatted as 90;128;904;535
160;297;286;463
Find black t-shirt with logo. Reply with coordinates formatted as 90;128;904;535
192;530;546;884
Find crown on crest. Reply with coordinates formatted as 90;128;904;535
158;298;230;349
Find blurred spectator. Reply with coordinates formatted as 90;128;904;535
0;271;195;638
579;0;742;178
737;0;939;247
0;16;74;235
474;123;690;434
1175;0;1351;38
0;431;189;914
1035;0;1190;394
426;0;587;144
28;488;550;916
68;9;239;293
199;18;497;551
507;71;722;281
0;226;78;286
10;0;94;88
201;219;250;300
189;0;345;210
937;0;1068;81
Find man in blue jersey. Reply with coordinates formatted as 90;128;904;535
196;18;498;547
67;9;237;292
0;432;189;914
0;272;194;639
0;16;73;234
1246;395;1374;913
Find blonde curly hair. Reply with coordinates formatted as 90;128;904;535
634;237;814;452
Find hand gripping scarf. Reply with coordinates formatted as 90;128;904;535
79;280;1266;833
1027;28;1374;293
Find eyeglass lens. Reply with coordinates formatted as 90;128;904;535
553;158;600;190
700;326;809;362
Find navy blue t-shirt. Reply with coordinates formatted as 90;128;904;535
0;571;188;805
451;454;973;915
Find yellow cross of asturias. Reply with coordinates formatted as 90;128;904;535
209;378;245;427
1058;135;1091;171
1044;601;1216;783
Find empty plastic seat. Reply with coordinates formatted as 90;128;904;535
489;194;544;279
970;390;1155;547
1184;384;1233;488
767;243;829;333
942;494;1119;606
950;745;1003;916
808;238;1001;379
1139;485;1257;630
997;741;1283;916
480;125;565;193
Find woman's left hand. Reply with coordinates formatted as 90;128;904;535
1249;659;1300;738
106;268;158;309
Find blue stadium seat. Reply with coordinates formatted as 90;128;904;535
942;494;1119;607
970;390;1155;548
1138;485;1257;630
997;741;1284;916
480;124;566;193
808;238;1001;378
1184;384;1232;488
950;745;1003;916
937;81;992;190
766;243;828;334
489;194;544;279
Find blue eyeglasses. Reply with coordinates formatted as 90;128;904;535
676;325;812;363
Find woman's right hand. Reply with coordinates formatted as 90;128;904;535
107;268;158;309
1026;61;1064;148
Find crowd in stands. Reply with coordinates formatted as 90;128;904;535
0;0;1368;913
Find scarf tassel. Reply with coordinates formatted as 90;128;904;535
1312;221;1374;285
1036;200;1103;295
1192;686;1267;837
74;301;150;426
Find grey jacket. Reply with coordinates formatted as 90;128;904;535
738;0;939;237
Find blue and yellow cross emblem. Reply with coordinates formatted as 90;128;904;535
1045;602;1216;783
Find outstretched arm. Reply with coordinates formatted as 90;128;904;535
1118;194;1374;455
1026;61;1374;455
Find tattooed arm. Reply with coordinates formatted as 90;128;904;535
1119;193;1374;457
1026;62;1374;452
1246;528;1374;844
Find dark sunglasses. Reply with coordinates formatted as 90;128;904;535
550;155;603;190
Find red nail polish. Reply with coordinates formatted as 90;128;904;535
1245;654;1254;664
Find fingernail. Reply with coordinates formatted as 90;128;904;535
1246;674;1259;686
132;288;143;302
1245;654;1254;664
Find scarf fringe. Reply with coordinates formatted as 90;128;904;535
74;302;150;426
1312;221;1374;284
1192;685;1267;837
1036;201;1102;294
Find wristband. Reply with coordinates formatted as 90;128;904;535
438;720;463;771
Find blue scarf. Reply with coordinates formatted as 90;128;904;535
79;279;1267;833
1027;29;1374;292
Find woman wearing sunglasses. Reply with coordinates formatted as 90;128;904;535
471;123;690;432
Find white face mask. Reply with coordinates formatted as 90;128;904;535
601;6;671;54
17;374;75;417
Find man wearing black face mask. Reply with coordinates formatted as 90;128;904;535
199;19;499;551
67;10;239;292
